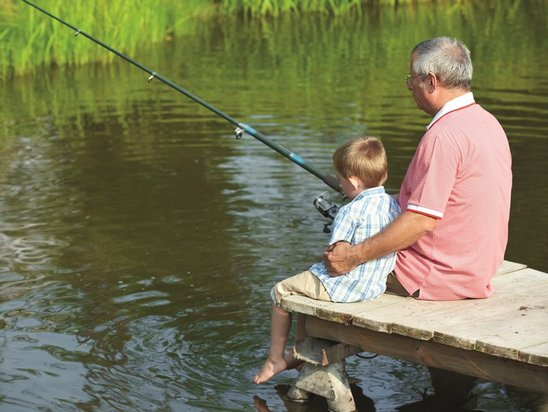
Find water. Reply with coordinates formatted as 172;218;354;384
1;2;547;411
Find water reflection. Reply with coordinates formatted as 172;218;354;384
1;1;547;411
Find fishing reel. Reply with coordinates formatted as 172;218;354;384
234;127;245;140
313;191;342;233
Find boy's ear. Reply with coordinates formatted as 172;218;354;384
348;176;362;189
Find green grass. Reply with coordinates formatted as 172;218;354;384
0;0;484;77
1;0;545;137
217;0;463;16
218;0;364;16
0;0;212;77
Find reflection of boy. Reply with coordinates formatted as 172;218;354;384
254;136;401;384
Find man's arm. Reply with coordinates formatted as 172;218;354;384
323;211;437;275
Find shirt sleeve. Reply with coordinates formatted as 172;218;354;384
327;204;356;245
407;131;460;218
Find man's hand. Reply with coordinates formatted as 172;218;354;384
323;241;360;277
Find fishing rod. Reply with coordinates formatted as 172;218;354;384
22;0;340;192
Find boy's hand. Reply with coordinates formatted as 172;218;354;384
323;241;359;276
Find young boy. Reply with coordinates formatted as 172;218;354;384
254;136;401;384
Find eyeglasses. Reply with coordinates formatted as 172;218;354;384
404;73;417;88
404;72;434;88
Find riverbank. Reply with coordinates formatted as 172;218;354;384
1;0;471;78
0;0;213;77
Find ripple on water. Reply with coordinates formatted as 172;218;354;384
0;224;67;273
111;290;170;305
0;331;97;405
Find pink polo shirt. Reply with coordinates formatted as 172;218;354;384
395;93;512;300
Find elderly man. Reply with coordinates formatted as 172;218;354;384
324;36;512;403
325;36;512;300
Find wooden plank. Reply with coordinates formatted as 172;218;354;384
315;295;402;325
433;278;548;364
432;269;548;362
350;269;548;351
491;267;548;293
281;265;548;366
435;306;547;364
495;260;527;276
305;316;548;394
282;261;528;330
281;261;526;323
520;342;548;367
280;294;334;316
350;296;502;343
282;293;402;325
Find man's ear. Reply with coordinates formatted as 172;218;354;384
426;72;438;92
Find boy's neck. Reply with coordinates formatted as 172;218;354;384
351;185;382;199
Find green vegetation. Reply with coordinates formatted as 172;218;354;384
1;0;469;77
218;0;365;16
3;0;545;138
0;0;212;77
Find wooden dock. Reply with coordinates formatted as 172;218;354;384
280;260;548;394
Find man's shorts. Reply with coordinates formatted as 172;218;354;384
386;271;419;298
271;270;332;306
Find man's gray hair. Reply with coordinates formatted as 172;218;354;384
412;37;473;90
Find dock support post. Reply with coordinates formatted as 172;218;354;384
286;337;359;412
288;361;356;412
286;385;313;403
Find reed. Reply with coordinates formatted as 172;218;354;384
0;0;483;77
0;0;212;77
5;0;543;130
219;0;365;16
217;0;473;16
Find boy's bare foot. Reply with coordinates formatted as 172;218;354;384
253;357;288;384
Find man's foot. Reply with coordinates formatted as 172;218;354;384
253;357;288;384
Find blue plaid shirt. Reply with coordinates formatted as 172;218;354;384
310;186;401;303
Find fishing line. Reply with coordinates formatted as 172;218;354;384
22;0;340;192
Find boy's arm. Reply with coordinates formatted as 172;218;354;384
323;211;437;275
322;205;356;278
325;204;354;246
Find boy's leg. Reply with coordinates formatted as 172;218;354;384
274;271;331;369
295;313;307;343
272;269;331;350
286;313;308;373
272;270;331;304
254;271;331;384
254;304;292;384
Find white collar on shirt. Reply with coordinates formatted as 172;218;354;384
426;92;475;130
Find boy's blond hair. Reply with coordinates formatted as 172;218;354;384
332;136;388;187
